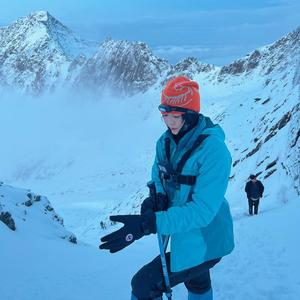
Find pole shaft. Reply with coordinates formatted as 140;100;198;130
147;182;172;299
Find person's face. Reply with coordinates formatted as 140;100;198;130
162;113;185;135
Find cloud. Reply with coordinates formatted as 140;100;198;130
152;44;258;66
153;45;212;55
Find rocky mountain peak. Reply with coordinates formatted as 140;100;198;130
269;26;299;52
219;26;300;79
74;38;170;95
27;10;51;22
171;56;216;77
0;11;95;95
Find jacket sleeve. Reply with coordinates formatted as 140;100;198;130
259;181;264;196
245;182;249;194
155;139;232;235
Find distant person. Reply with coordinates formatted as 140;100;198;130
245;175;264;215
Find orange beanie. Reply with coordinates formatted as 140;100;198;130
161;76;200;114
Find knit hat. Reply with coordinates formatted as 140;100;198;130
159;76;200;114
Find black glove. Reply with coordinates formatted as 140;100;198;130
99;212;156;253
140;193;169;215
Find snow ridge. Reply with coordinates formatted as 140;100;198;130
0;181;76;243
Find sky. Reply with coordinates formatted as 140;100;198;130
1;0;300;65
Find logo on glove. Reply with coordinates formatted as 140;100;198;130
125;233;134;242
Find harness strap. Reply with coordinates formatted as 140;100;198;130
159;172;197;186
160;134;209;187
176;134;209;173
165;138;171;163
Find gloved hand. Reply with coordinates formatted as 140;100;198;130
140;193;169;215
99;212;156;253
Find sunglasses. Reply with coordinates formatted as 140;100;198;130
158;104;195;114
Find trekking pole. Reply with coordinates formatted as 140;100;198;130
147;182;172;300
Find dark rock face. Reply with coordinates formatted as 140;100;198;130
265;111;292;143
265;160;277;170
219;50;261;76
246;142;262;158
68;234;77;244
0;211;16;231
219;59;246;76
158;57;217;88
291;129;300;148
25;200;33;207
264;169;277;179
219;27;299;79
170;57;215;78
247;50;261;70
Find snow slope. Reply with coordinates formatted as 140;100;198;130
0;183;299;300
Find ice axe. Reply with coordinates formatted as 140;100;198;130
147;181;172;300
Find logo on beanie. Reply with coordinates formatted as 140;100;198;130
162;86;194;107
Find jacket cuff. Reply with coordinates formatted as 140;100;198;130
141;210;157;235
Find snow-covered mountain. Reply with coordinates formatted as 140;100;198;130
0;11;222;96
73;38;170;95
210;27;300;198
2;11;298;102
0;11;95;95
0;11;172;96
0;181;76;243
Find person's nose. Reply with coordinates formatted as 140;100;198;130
168;118;176;126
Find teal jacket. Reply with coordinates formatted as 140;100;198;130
152;114;234;272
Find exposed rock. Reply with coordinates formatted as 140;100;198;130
255;171;263;178
68;234;77;244
45;204;54;212
262;98;271;105
219;59;245;76
100;221;107;229
265;159;278;170
233;159;240;167
257;156;270;167
265;111;292;143
0;211;16;231
291;129;300;148
168;57;215;79
246;142;262;158
35;195;41;202
264;169;277;179
24;200;33;207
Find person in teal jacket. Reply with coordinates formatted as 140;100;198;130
100;76;234;300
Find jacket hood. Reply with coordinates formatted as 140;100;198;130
201;115;226;142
